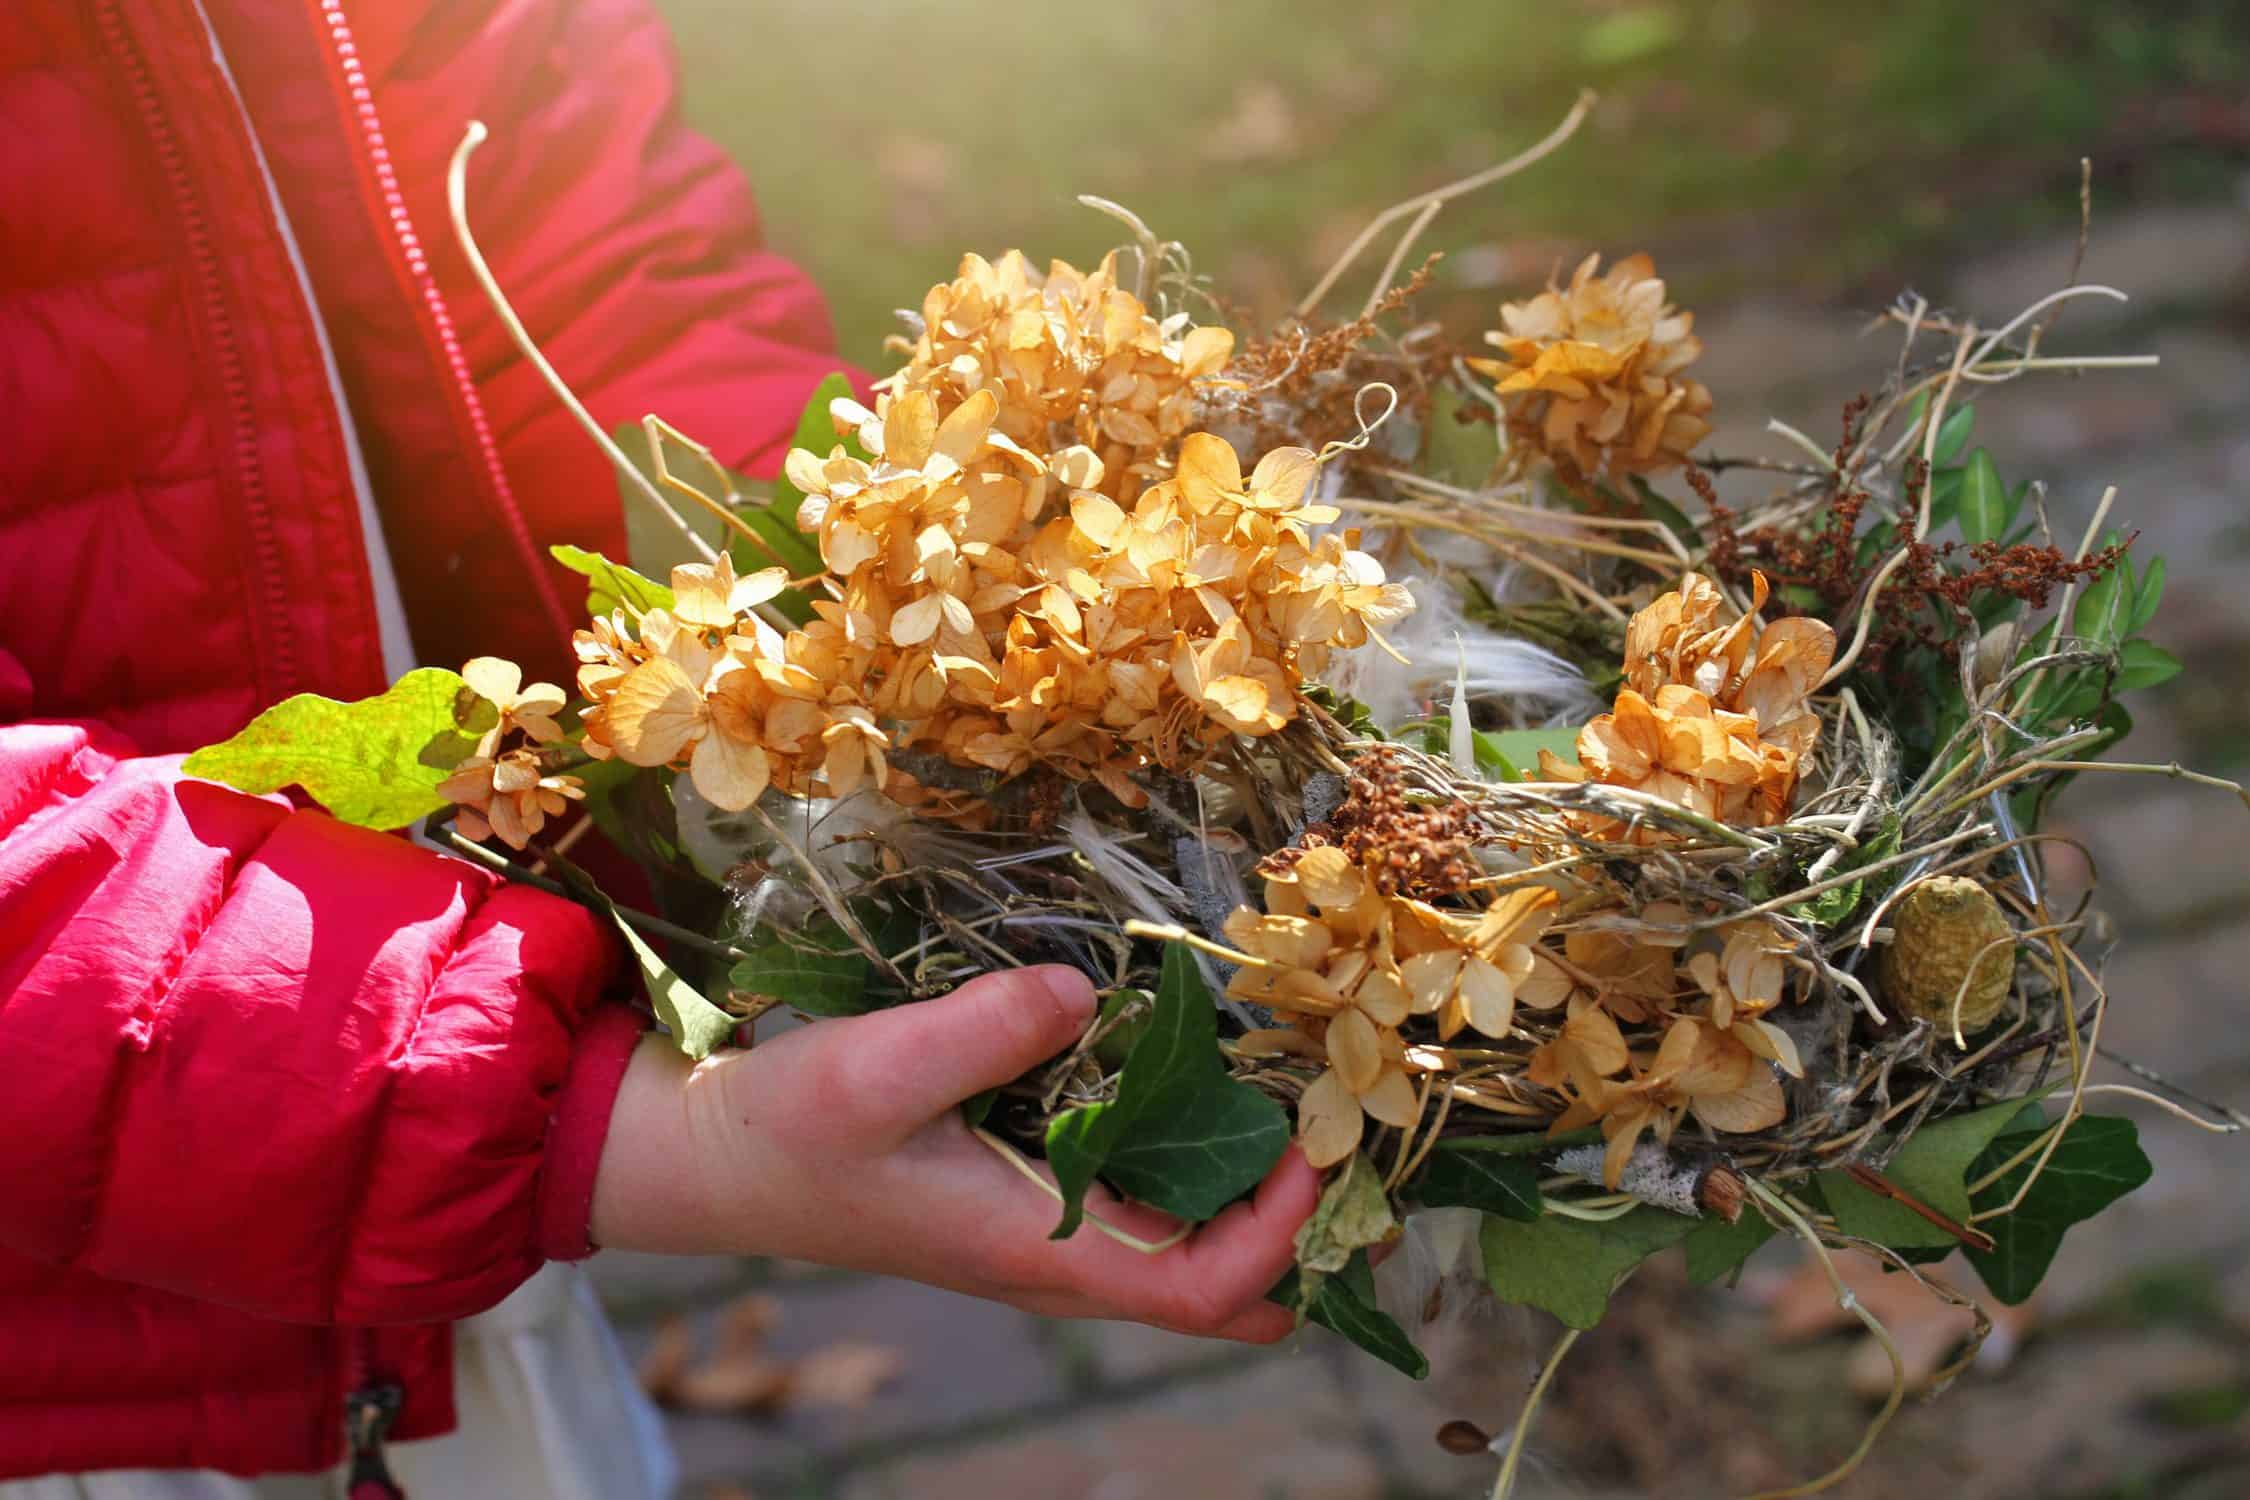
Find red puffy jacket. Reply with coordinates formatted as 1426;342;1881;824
0;0;844;1477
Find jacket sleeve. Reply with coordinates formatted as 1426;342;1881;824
0;718;644;1327
372;0;861;492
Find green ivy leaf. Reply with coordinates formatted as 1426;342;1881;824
1966;1116;2152;1304
1272;1252;1428;1379
551;544;675;619
1409;1138;1544;1221
1481;1205;1700;1329
1958;448;2009;546
2116;639;2184;693
1045;944;1289;1237
1684;1212;1778;1286
728;917;877;1017
182;668;475;831
1817;1097;2033;1250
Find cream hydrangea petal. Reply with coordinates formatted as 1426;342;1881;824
461;656;523;706
1297;1071;1364;1170
1326;1006;1384;1095
690;730;772;812
605;655;705;766
1360;1066;1420;1129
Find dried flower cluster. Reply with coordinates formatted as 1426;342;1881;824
777;251;1413;805
1538;573;1835;831
1282;747;1481;898
1529;915;1804;1185
439;656;584;847
1225;844;1560;1168
1468;252;1712;479
890;250;1234;503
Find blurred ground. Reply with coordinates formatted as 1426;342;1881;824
612;4;2250;1495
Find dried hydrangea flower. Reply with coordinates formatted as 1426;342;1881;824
461;655;565;758
1541;572;1834;831
438;748;584;850
1467;251;1712;479
1537;1010;1784;1187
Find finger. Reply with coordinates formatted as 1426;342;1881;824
1062;1147;1321;1337
1162;1147;1323;1322
1209;1299;1298;1345
853;965;1095;1134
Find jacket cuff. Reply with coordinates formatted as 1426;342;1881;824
534;1003;650;1261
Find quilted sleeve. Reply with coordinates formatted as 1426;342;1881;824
0;722;640;1325
378;0;864;487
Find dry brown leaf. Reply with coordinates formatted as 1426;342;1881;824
636;1316;695;1404
787;1341;907;1410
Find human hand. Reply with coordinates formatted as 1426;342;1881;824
589;965;1322;1342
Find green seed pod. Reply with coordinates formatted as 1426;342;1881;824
1879;876;2016;1035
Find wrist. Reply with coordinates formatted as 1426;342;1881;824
587;1035;746;1254
534;1002;649;1260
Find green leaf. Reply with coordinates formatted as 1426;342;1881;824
960;1087;1000;1129
2128;556;2166;634
771;373;866;523
1789;816;1901;927
1271;1253;1429;1379
1965;1115;2151;1304
1091;987;1154;1070
1924;467;1963;534
619;911;740;1059
1481;1205;1699;1329
1932;403;1975;465
728;918;877;1017
182;668;476;831
2074;541;2132;646
1294;1152;1399;1275
1684;1212;1778;1286
1958;448;2009;546
2116;638;2184;693
1817;1097;2032;1250
550;544;675;619
1045;945;1289;1236
1626;475;1702;546
1484;726;1583;780
1421;383;1498;491
1409;1138;1544;1221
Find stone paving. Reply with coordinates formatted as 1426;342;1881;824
587;193;2250;1500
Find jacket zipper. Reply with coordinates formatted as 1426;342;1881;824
314;0;577;653
344;1329;406;1500
94;0;297;702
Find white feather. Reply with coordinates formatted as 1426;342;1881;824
1321;572;1601;733
1060;807;1186;929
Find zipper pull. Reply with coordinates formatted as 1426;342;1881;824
345;1382;406;1500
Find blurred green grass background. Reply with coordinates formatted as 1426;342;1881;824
658;0;2247;361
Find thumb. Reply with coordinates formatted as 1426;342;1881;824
851;965;1096;1134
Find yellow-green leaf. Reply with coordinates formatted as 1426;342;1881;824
181;668;473;831
550;544;674;619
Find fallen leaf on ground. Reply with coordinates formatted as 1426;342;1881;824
1757;1249;2039;1396
788;1341;907;1410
